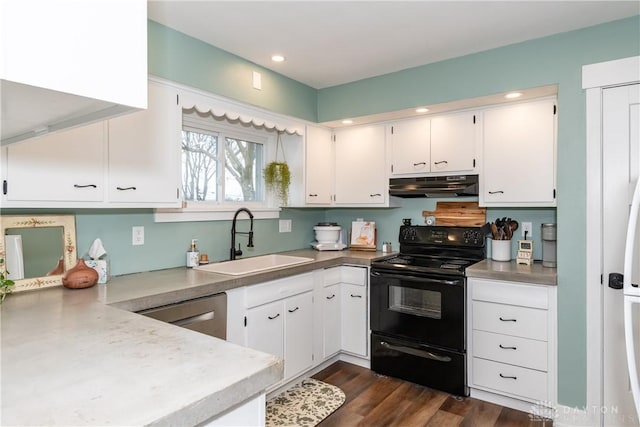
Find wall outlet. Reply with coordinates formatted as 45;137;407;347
279;219;292;233
521;222;532;239
252;71;262;90
132;226;144;245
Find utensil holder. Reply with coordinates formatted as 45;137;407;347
491;240;511;262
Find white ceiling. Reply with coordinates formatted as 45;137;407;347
148;1;639;89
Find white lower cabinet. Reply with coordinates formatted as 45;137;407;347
321;265;369;359
322;284;342;359
468;277;557;410
233;265;369;389
244;275;314;384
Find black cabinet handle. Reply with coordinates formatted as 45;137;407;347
350;294;362;298
370;193;382;197
499;344;517;350
499;317;517;322
308;193;318;197
288;307;299;313
267;313;280;320
499;373;517;380
413;162;426;166
488;190;504;195
74;184;97;188
434;160;448;165
326;294;336;300
116;186;137;191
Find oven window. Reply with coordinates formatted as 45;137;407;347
389;285;442;319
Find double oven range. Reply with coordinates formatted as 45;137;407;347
370;225;485;396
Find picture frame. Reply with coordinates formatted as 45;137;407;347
350;221;376;251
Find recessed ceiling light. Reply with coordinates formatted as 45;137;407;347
505;92;522;99
271;55;285;62
415;107;429;113
341;119;353;125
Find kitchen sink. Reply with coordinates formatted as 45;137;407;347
194;254;314;276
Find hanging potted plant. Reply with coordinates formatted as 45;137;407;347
264;132;291;206
0;258;15;303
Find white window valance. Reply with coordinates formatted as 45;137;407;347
175;81;305;136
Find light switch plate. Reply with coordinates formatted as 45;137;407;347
279;219;292;233
132;226;144;245
252;71;262;90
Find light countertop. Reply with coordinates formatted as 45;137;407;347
1;249;390;426
465;259;557;286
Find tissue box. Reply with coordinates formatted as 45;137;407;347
86;260;108;284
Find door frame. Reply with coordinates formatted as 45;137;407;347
584;56;640;426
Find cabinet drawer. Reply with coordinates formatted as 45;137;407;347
473;357;548;402
245;273;313;308
470;278;548;309
473;301;547;341
341;266;367;286
473;330;547;371
323;267;342;286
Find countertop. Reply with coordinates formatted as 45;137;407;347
465;259;557;286
1;249;391;426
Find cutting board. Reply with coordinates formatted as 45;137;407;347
422;202;486;226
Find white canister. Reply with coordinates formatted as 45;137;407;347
491;240;512;262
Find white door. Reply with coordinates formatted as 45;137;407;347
389;118;430;175
341;283;367;356
430;111;477;174
602;83;640;426
246;300;283;359
305;125;334;204
322;284;342;358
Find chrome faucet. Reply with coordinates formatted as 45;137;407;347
230;207;254;260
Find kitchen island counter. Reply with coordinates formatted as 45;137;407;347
1;249;388;426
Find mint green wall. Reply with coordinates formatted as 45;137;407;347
318;16;640;409
148;21;318;122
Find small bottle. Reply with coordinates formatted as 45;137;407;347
186;239;200;268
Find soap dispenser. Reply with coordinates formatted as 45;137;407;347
186;239;200;268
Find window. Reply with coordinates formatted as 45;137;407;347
181;108;266;205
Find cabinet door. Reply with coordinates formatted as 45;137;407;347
481;98;556;206
431;111;477;173
305;125;334;204
5;122;105;203
389;118;430;175
284;292;314;378
246;300;283;359
341;283;368;356
322;284;342;359
107;81;181;205
334;125;386;204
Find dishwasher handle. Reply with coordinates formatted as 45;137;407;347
173;311;215;328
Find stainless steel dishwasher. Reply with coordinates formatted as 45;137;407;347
138;293;227;340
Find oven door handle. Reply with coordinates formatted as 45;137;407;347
371;270;460;286
379;341;452;362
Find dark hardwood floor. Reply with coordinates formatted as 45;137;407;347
312;361;553;427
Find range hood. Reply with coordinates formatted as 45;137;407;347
389;175;479;198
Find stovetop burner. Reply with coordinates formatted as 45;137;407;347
372;225;486;276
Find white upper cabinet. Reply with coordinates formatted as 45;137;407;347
389;112;477;177
334;124;388;205
4;122;106;204
430;111;477;174
480;98;557;207
305;125;334;205
0;0;147;145
1;81;181;208
389;118;431;175
108;81;181;206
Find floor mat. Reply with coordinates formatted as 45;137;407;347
266;378;346;427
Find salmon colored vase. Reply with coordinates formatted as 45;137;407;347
62;259;98;289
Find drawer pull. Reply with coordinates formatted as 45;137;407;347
499;344;517;350
350;294;362;298
288;307;299;313
267;313;280;320
488;190;504;195
116;186;137;191
74;184;97;188
499;373;517;380
499;317;517;322
326;294;336;300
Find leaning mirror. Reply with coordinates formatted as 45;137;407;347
0;215;77;292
